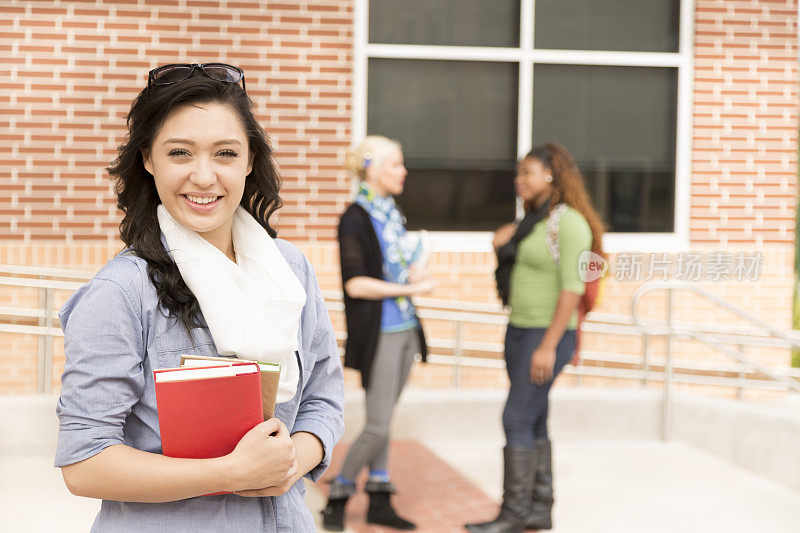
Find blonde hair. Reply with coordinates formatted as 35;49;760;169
344;135;402;181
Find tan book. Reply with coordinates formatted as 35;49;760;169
179;354;280;420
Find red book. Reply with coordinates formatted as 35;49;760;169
154;362;264;460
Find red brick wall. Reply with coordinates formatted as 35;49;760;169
0;0;353;244
692;0;799;246
4;0;798;247
3;1;800;395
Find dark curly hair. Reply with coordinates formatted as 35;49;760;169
525;143;605;258
107;75;282;332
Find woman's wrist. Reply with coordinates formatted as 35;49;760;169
538;334;559;351
291;431;324;478
209;454;237;493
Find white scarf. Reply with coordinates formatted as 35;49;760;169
157;205;306;403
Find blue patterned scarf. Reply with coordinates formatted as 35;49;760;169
355;182;422;323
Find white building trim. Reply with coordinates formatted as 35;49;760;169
351;0;369;142
365;45;684;68
672;0;696;253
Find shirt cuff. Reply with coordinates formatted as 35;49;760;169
291;417;338;482
54;425;125;468
561;281;586;296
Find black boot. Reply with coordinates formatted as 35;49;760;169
365;480;417;530
525;438;553;530
321;479;355;532
464;447;536;533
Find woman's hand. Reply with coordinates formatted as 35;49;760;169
493;223;517;251
233;431;324;498
222;418;297;493
530;344;557;385
408;263;429;284
408;264;438;295
232;455;299;498
410;277;438;295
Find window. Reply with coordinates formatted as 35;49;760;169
532;64;678;232
369;0;520;47
534;0;680;53
357;0;689;246
368;59;518;230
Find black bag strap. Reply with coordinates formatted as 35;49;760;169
494;199;551;306
496;199;551;261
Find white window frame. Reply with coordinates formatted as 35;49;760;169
353;0;694;253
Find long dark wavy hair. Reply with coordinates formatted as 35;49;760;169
525;143;605;258
107;76;282;332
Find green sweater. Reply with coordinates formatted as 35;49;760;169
508;206;592;329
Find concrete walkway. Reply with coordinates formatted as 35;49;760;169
10;439;799;533
1;452;100;533
4;389;800;532
422;439;800;533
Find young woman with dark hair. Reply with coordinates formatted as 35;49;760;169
466;143;604;533
54;64;344;532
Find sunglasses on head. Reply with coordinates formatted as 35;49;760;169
147;63;246;92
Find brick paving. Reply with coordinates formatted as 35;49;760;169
315;440;500;533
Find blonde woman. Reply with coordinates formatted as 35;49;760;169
322;136;437;531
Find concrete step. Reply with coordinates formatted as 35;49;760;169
5;387;800;492
342;387;800;493
673;393;800;492
343;387;665;443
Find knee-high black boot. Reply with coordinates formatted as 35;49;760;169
321;479;356;532
365;480;416;530
525;438;553;530
464;447;536;533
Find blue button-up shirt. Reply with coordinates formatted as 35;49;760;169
54;239;345;532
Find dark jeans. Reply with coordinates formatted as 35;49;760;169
502;325;576;448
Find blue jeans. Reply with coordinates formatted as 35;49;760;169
502;325;576;448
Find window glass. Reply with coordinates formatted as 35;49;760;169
368;58;519;230
532;64;678;232
534;0;680;52
370;0;520;47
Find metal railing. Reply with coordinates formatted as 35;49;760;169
0;265;91;394
325;288;800;388
630;281;800;440
3;265;800;416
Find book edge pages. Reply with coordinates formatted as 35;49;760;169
180;354;281;373
155;363;260;383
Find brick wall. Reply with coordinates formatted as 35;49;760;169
1;0;353;244
2;240;794;395
4;0;796;247
2;0;799;395
693;0;799;246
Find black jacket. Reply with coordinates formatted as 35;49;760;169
337;203;427;389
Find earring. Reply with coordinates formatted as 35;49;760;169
545;175;553;183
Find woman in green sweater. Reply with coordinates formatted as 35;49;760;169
466;143;605;533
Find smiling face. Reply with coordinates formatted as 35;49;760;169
515;156;553;206
368;146;407;197
143;101;252;256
